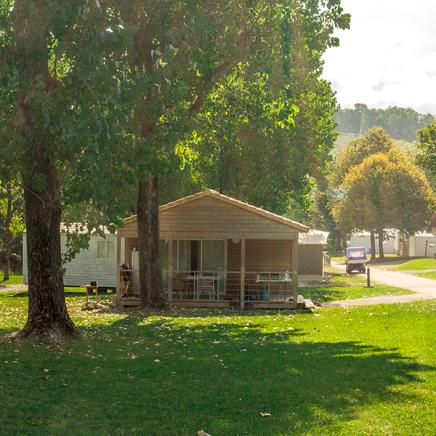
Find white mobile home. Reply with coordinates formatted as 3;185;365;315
349;231;396;254
23;229;117;288
406;232;436;257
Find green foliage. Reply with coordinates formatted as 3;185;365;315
175;0;348;218
416;120;436;189
0;179;24;258
331;127;395;185
333;152;434;235
336;104;435;142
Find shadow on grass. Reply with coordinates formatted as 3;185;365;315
0;311;434;434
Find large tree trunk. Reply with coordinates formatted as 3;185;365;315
136;177;152;305
377;229;385;259
149;175;166;308
13;0;78;338
20;176;78;338
136;175;166;308
369;230;376;261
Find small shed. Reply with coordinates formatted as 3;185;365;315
116;189;309;309
298;230;329;279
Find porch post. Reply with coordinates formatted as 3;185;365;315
291;236;299;309
240;238;246;310
116;233;121;304
168;237;173;304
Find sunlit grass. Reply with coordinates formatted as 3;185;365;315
392;259;436;271
416;271;436;280
0;291;435;435
0;274;24;285
302;269;411;303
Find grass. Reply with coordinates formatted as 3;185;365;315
0;274;24;285
1;291;435;435
302;269;411;303
417;271;436;280
392;259;436;271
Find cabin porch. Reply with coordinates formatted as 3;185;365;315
117;237;299;309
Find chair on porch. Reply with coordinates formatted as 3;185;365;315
196;274;216;300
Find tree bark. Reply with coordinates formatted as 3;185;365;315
136;175;167;308
136;177;152;306
369;230;376;261
149;175;166;308
377;229;385;259
13;0;78;338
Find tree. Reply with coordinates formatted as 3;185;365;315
333;153;434;260
0;0;129;337
331;127;395;186
416;120;436;190
182;1;347;218
329;127;396;253
109;0;350;306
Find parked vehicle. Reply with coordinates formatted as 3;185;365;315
345;247;367;274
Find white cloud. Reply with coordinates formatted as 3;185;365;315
323;0;436;114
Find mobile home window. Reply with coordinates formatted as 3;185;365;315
97;240;115;258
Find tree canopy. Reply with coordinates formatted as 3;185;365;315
416;120;436;189
333;152;434;245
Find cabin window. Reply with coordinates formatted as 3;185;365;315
202;240;225;271
176;240;224;272
97;240;115;258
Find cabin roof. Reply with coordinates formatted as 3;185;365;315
124;189;309;232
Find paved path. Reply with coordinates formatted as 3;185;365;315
323;293;433;307
0;284;27;293
323;263;436;307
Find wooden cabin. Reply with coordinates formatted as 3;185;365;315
117;189;309;309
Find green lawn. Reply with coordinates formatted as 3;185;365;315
1;291;435;435
392;259;436;271
303;270;411;303
0;274;24;285
417;271;436;280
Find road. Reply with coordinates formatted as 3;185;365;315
323;262;436;307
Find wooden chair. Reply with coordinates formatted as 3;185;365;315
84;281;99;307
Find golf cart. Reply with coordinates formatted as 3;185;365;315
345;247;367;274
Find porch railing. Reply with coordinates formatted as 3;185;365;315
167;270;295;304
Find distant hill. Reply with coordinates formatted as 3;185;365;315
334;104;434;153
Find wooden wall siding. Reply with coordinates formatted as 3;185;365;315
298;245;324;276
227;239;241;271
119;196;297;239
245;239;292;272
23;235;117;288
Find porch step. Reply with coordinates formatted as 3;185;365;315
119;296;141;307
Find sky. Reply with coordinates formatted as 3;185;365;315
323;0;436;114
